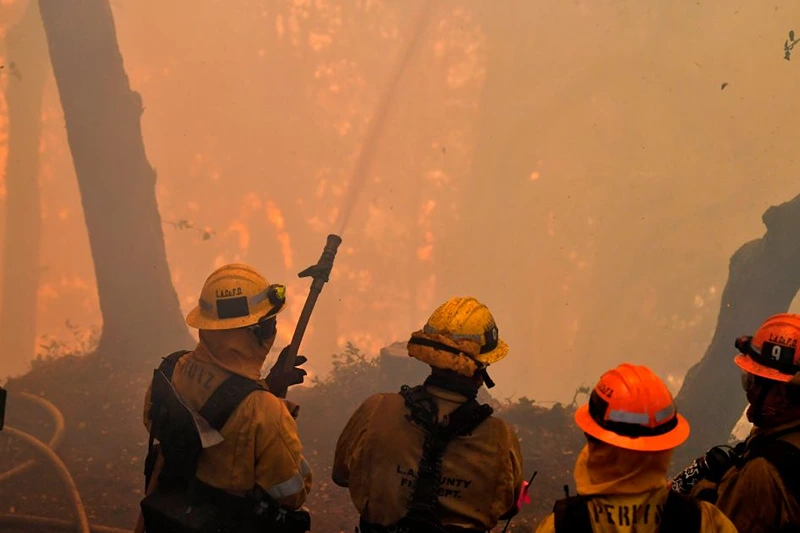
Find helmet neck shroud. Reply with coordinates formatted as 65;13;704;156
407;336;496;388
425;368;482;399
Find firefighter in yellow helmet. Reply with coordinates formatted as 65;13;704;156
139;264;312;533
685;314;800;532
332;297;524;533
535;363;736;533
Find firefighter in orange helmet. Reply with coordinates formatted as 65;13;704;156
138;264;312;533
687;313;800;531
535;363;736;533
332;297;524;532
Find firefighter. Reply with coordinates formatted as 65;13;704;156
332;296;524;533
139;263;312;533
689;313;800;532
535;363;737;533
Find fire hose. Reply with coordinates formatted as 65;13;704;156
0;391;132;533
2;239;342;533
0;392;65;484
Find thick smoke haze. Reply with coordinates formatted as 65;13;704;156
1;0;800;403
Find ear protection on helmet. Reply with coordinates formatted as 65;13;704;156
248;316;277;346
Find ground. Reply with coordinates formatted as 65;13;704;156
0;346;584;533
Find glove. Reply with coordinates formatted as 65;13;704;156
670;444;738;494
265;348;308;392
703;444;738;482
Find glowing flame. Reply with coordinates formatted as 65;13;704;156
417;231;435;261
227;220;251;252
266;200;293;270
418;199;436;224
309;32;333;51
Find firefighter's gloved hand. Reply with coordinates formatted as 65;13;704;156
266;349;308;391
671;444;738;494
704;444;738;482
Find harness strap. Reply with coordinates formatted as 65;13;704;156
158;350;190;381
398;385;493;531
200;373;265;431
146;350;266;485
660;490;702;533
145;351;190;487
553;496;591;533
154;350;267;432
747;438;800;510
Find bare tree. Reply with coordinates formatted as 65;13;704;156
37;0;193;362
0;0;48;378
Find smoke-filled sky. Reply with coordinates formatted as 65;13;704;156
1;0;800;403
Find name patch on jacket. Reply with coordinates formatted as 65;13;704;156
396;465;473;499
179;361;216;390
589;501;669;527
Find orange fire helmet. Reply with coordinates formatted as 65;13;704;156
574;364;690;452
734;313;800;384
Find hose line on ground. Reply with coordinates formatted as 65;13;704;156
2;425;91;533
0;391;66;483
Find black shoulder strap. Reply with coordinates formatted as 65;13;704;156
157;350;190;381
439;397;494;440
553;496;592;533
145;352;264;489
155;350;265;432
399;385;493;530
199;373;265;431
148;350;190;435
660;490;702;533
750;439;800;508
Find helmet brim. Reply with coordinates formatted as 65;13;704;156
473;339;509;365
185;302;286;330
574;404;690;452
734;354;794;383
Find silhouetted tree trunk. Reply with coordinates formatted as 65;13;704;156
38;0;192;362
0;1;47;379
675;192;800;466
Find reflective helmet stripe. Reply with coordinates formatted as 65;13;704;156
589;389;679;437
423;322;500;353
606;404;675;425
655;404;677;423
607;410;649;425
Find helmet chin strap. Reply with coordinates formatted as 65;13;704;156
478;368;495;389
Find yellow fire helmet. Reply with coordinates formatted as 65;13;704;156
186;263;287;330
407;296;509;378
